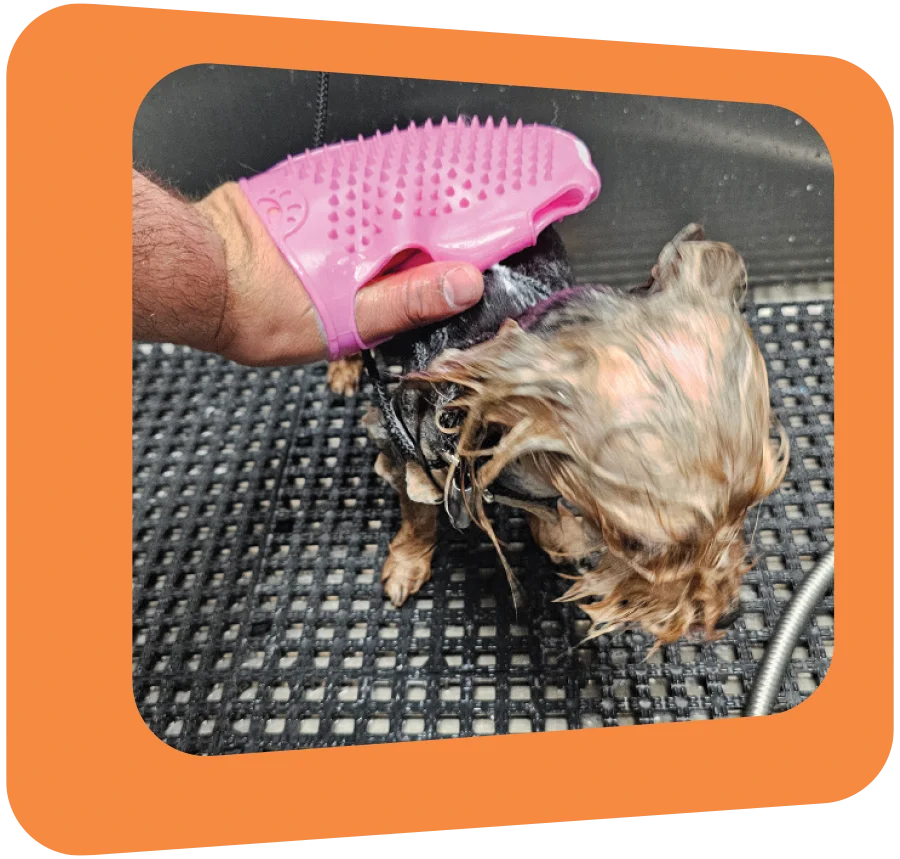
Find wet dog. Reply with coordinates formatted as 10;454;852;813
328;224;788;645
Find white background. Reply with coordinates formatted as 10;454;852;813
2;2;897;857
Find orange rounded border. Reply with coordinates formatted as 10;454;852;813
7;4;893;855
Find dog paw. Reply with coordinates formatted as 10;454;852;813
327;356;363;396
381;553;432;606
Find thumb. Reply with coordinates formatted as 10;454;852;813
354;262;484;344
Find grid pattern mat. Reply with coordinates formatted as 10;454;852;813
133;299;834;754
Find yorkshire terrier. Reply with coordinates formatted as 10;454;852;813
327;224;789;646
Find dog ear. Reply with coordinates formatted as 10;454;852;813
650;224;747;303
646;224;704;290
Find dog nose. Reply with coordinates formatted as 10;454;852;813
715;607;740;630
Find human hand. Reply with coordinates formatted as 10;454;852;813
132;171;484;365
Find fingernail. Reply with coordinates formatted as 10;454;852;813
442;266;482;309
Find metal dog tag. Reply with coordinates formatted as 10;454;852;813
446;481;474;532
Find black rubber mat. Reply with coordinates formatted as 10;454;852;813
133;299;834;754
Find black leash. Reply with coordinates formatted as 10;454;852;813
244;71;333;596
312;72;330;148
360;349;445;495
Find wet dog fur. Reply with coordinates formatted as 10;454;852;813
329;224;788;646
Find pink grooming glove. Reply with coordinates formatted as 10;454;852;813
239;116;601;360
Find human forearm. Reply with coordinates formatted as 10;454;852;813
131;169;231;353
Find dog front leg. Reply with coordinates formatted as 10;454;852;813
326;354;364;396
374;453;438;606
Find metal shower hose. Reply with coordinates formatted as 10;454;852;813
744;546;835;716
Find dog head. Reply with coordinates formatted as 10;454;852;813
410;225;789;644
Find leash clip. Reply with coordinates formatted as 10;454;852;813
446;478;474;532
